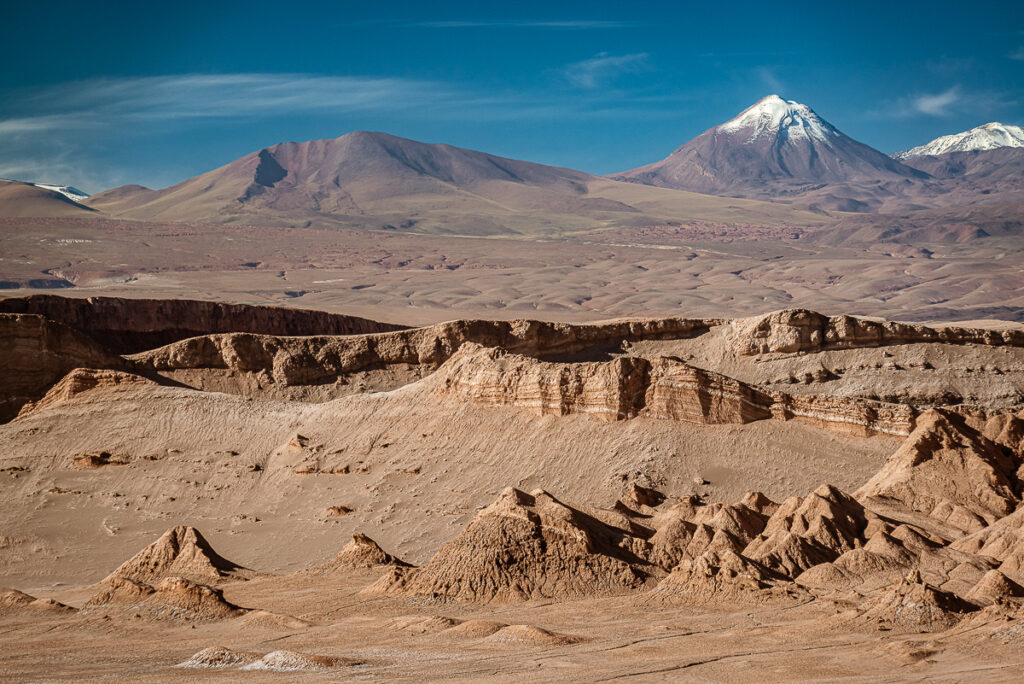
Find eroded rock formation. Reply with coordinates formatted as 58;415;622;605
0;295;407;354
437;343;918;435
104;526;248;584
0;314;126;421
734;308;1024;356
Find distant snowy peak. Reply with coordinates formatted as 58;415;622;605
895;122;1024;159
716;94;837;144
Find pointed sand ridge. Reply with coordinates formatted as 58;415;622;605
104;525;248;584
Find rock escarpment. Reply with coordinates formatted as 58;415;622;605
733;308;1024;356
0;294;407;354
131;316;718;389
438;344;917;435
0;313;127;421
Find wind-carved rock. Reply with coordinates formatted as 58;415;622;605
0;313;127;422
131;316;719;388
437;344;650;421
733;308;1024;357
856;410;1021;533
0;294;407;354
438;344;917;435
365;487;653;602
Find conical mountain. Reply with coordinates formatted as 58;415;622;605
612;95;926;197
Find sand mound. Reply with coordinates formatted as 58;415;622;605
965;570;1024;605
104;526;247;584
0;586;74;615
177;646;260;668
366;487;652;602
848;570;977;632
238;610;311;630
742;484;870;578
386;615;462;634
314;533;410;571
483;624;580;645
85;576;246;621
856;410;1020;532
240;650;362;672
443;619;509;638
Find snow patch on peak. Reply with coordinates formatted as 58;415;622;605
717;95;836;144
33;183;90;202
1;177;90;202
895;122;1024;158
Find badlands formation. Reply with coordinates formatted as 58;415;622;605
3;296;1024;680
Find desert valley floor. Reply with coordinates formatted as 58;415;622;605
3;285;1024;681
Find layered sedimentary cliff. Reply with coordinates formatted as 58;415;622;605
734;309;1024;356
0;295;407;354
437;344;916;435
0;314;126;421
130;316;719;388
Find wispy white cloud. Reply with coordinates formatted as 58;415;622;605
754;67;785;95
1009;46;1024;60
0;70;685;191
411;20;636;29
5;74;452;128
562;52;651;89
869;86;962;119
913;86;960;116
867;85;1016;121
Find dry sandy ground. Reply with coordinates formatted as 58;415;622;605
4;570;1022;682
3;216;1024;325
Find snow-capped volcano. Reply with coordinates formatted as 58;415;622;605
717;94;837;144
611;95;924;199
894;122;1024;159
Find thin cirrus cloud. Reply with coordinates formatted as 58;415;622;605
1009;46;1024;60
0;70;683;190
410;20;638;29
562;52;652;89
868;86;963;119
913;87;960;116
3;73;454;129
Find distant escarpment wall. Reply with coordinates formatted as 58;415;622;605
438;343;916;437
129;316;721;386
734;309;1024;356
0;295;409;354
0;313;127;422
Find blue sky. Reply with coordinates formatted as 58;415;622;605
2;0;1022;193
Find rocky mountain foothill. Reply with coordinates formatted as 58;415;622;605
4;294;1024;679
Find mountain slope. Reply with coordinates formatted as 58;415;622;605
895;123;1024;159
0;180;95;218
85;131;830;236
612;96;926;200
